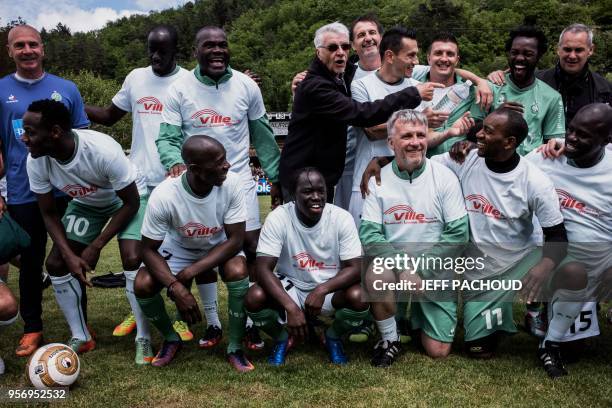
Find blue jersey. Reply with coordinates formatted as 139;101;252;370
0;73;89;204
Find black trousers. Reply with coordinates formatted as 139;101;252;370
8;197;70;333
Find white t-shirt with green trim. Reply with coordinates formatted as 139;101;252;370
112;66;190;187
257;202;361;291
141;172;245;252
361;159;466;243
162;69;266;185
27;129;146;207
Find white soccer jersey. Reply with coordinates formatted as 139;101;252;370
433;150;563;274
112;66;190;187
361;159;466;242
257;202;362;291
526;150;612;270
141;172;245;252
162;69;265;185
27;129;147;207
350;72;421;192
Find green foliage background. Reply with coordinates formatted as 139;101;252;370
1;0;610;146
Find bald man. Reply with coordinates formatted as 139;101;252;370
0;25;89;357
135;135;254;372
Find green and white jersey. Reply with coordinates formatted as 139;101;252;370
412;66;480;157
350;72;421;192
27;129;147;207
141;172;245;253
526;150;612;272
361;159;466;243
257;202;361;291
162;68;266;185
433;150;563;275
112;66;189;187
471;74;565;156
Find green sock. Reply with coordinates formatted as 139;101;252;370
246;308;288;341
396;301;410;321
136;294;180;342
326;308;369;339
225;277;249;353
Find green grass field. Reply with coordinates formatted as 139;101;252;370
1;197;611;407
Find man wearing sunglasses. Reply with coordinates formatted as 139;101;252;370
279;22;443;203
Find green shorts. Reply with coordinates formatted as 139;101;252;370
410;301;457;343
463;248;541;341
62;195;148;245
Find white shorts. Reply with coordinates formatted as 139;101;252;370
244;181;261;232
156;238;245;275
348;191;364;228
274;273;335;324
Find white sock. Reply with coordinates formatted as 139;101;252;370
50;274;90;341
124;270;150;341
197;282;221;328
376;316;399;342
544;288;587;344
246;281;255;328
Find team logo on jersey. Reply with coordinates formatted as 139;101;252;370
556;189;601;217
177;222;223;237
382;205;439;224
292;252;337;270
6;94;18;104
531;102;539;114
61;184;98;198
190;109;237;128
50;91;62;102
465;194;506;219
136;96;163;114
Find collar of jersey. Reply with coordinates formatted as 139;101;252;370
57;131;79;165
152;65;181;78
194;65;233;86
505;72;536;92
392;159;426;182
14;72;46;85
425;71;463;86
180;172;213;200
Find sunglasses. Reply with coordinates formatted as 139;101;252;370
318;43;351;52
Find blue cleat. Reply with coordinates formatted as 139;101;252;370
267;338;290;366
325;334;348;365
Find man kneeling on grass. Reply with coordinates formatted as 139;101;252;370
244;167;368;366
134;135;253;372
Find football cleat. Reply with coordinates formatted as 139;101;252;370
371;340;401;368
151;340;182;367
538;341;568;379
524;309;547;338
227;350;255;373
68;337;96;354
173;320;194;342
198;325;222;349
267;337;292;366
16;332;43;357
325;334;348;365
348;321;376;343
244;325;265;351
113;313;136;337
135;338;154;365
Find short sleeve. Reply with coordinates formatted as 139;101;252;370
542;93;566;139
26;156;53;194
256;207;287;258
104;146;136;191
430;151;466;179
223;177;247;224
360;178;383;224
350;78;369;103
141;192;170;241
111;72;133;112
530;171;564;228
438;166;467;223
245;76;266;120
337;210;362;260
161;82;184;126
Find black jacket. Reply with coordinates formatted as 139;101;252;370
279;57;422;190
537;63;612;124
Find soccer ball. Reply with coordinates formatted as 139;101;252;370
26;343;80;389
